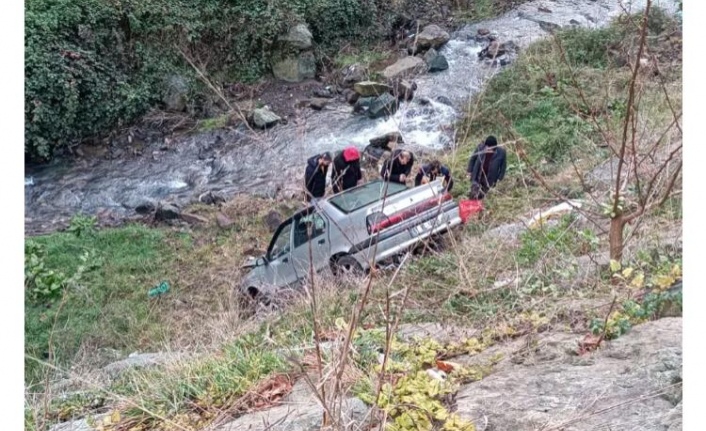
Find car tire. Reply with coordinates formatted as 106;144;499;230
333;255;365;277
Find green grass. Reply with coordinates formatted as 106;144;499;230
25;224;179;388
197;114;229;132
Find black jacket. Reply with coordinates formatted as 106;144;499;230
467;144;507;189
380;149;415;183
304;154;329;199
414;163;454;191
331;153;362;194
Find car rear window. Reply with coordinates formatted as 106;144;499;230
328;180;408;214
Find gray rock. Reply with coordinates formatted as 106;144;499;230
353;81;392;97
198;191;226;206
367;93;399;119
163;75;189;112
279;23;313;50
215;396;369;431
49;416;106;431
135;201;156;215
312;87;334;99
585;157;625;192
155;202;181;221
391;79;417;101
423;48;438;64
180;212;208;224
456;318;683;431
428;53;449;72
352;96;375;114
103;352;184;378
309;98;329;110
482;222;526;243
435;95;453;106
382;56;427;81
397;322;480;345
271;51;316;83
341;63;368;87
343;89;360;104
250;107;282;129
216;212;234;229
416;24;451;50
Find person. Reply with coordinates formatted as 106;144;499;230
331;146;363;194
304;152;332;201
466;135;507;199
380;149;415;184
414;160;454;192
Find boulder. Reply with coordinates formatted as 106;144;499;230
250;107;282;129
382;56;427;81
135;201;156;215
435;95;453;106
309;98;329;110
279;23;313;50
343;88;360;104
271;51;316;83
163;75;189;112
155;202;181;221
198;191;225;206
353;81;392;97
416;24;451;50
367;93;399;119
216;212;234;229
391;79;417;101
341;63;368;87
215;395;369;431
456;318;683;431
103;352;185;378
427;53;449;72
312;87;334;99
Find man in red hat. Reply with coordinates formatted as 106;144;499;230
332;146;363;194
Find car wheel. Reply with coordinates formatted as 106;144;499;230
333;255;365;277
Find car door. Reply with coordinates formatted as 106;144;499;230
262;219;300;288
289;209;331;280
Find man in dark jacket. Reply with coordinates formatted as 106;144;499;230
415;160;454;192
332;146;363;194
467;135;506;199
380;149;415;184
304;152;332;201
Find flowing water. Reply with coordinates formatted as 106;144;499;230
24;0;678;235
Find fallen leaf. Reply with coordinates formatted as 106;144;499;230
435;359;460;373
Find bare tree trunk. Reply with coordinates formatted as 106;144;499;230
609;216;626;262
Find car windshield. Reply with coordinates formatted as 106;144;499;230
328;180;408;214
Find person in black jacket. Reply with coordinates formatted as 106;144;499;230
331;146;363;194
466;135;507;199
414;160;454;192
380;149;415;184
304;152;332;201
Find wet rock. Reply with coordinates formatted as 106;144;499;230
423;47;438;64
392;79;417;101
418;96;431;105
435;95;453;106
135;201;156;215
570;18;581;26
353;81;392;97
312;87;334;98
416;24;451;50
279;23;313;50
477;28;490;36
271;51;316;83
263;211;283;233
538;6;552;13
163;75;189;112
180;212;208;225
382;56;427;81
479;40;505;59
198;191;225;206
215;395;369;431
352;96;375;114
309;98;329;110
343;88;360;104
155;202;181;221
456;318;683;431
216;212;234;229
428;53;449;72
103;352;185;378
367;93;399;119
341;63;368;87
250;107;282;129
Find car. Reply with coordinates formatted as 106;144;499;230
240;178;463;302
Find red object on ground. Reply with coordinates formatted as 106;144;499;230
459;199;484;223
343;146;360;162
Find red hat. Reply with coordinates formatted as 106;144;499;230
343;146;360;162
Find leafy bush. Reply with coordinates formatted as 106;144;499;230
66;214;98;237
24;240;71;303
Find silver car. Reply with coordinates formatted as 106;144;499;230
241;178;463;301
